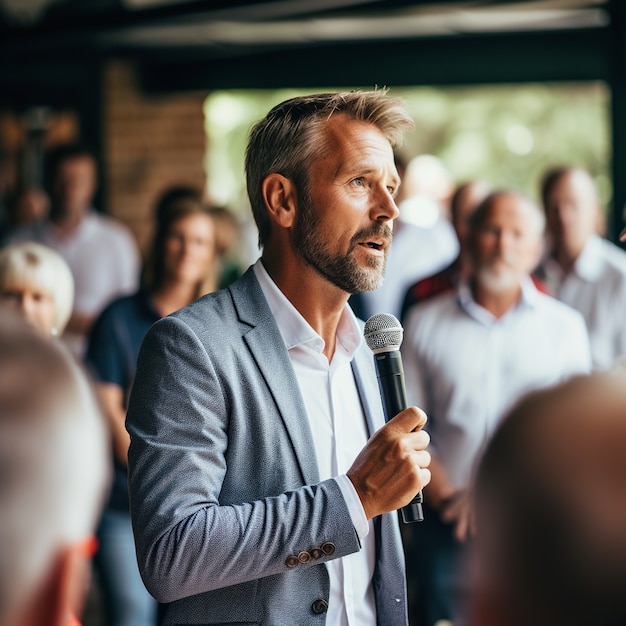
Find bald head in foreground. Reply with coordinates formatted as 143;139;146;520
0;313;110;626
471;371;626;626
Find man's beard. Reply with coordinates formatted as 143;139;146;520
475;256;521;293
293;196;392;294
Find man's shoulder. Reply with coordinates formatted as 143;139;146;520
597;237;626;275
87;212;136;243
532;289;587;327
169;269;263;333
5;223;46;244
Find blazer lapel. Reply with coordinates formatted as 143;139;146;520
352;344;386;437
229;269;320;486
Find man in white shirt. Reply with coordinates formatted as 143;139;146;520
402;190;591;626
538;166;626;370
126;91;432;625
9;143;140;358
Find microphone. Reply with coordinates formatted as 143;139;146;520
364;313;424;523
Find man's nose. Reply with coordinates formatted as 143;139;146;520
373;188;399;223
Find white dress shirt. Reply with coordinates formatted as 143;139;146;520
253;260;376;626
402;277;591;488
541;234;626;370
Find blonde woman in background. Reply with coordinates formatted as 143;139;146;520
0;241;74;338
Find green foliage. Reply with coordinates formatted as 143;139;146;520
204;82;610;214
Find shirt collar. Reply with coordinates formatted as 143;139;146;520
457;275;538;325
252;259;362;358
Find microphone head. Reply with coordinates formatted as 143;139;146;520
364;313;403;353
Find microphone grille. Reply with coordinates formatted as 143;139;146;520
364;313;403;352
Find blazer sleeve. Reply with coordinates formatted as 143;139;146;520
126;314;362;604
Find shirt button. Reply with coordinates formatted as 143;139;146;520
285;555;299;568
311;599;328;614
321;541;336;556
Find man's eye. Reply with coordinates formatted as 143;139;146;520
352;178;365;187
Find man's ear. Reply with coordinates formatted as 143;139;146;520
262;173;298;230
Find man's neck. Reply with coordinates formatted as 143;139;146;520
50;208;85;237
260;253;346;362
552;244;583;275
471;279;522;319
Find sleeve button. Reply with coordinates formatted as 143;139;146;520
310;546;323;559
285;555;299;567
298;550;312;564
311;599;328;614
321;541;336;555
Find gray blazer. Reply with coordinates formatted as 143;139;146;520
127;267;409;625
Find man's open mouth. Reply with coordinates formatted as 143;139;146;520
360;240;385;251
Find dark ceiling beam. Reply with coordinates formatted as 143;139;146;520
137;27;610;92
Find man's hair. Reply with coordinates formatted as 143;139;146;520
0;313;110;622
474;372;626;626
0;242;75;333
468;189;546;242
539;165;597;210
244;89;414;247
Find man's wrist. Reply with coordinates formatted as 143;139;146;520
336;474;370;539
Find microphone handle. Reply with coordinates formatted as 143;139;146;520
374;351;424;523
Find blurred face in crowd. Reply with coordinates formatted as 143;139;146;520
544;169;599;260
472;194;542;293
0;279;57;336
163;212;216;287
452;180;492;250
292;115;400;294
50;155;97;221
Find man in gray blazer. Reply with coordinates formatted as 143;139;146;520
126;90;432;625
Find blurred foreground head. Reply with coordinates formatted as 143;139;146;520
471;371;626;626
0;313;110;626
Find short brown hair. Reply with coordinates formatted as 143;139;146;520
245;90;414;247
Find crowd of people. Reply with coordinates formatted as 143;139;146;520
1;90;626;626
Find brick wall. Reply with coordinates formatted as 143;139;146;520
102;59;207;256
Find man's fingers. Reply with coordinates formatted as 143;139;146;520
386;406;428;433
406;429;431;452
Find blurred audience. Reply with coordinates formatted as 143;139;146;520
349;153;459;321
84;187;219;626
7;143;141;358
0;312;110;626
0;241;74;338
400;179;492;321
401;190;591;626
470;370;626;626
208;204;245;289
538;166;626;369
0;185;50;244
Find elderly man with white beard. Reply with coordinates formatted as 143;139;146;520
400;189;592;626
